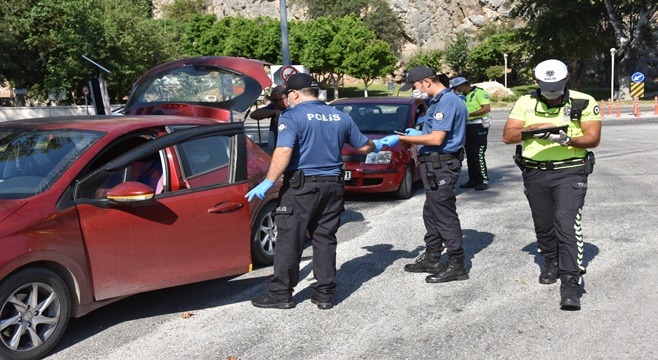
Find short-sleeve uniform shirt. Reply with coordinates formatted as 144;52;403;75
508;89;601;161
419;89;468;154
277;100;369;176
465;87;490;120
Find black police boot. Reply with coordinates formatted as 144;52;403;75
251;293;295;309
559;275;581;311
310;295;333;310
404;252;445;273
425;255;469;283
539;256;559;284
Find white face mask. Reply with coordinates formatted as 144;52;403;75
412;89;429;100
541;89;564;100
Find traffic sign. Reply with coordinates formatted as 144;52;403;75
280;65;299;82
631;82;645;99
631;72;645;83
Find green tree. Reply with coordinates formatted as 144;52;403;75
343;39;397;97
445;34;469;74
406;50;444;74
160;0;205;22
467;30;521;83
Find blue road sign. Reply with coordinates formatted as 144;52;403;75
631;72;645;83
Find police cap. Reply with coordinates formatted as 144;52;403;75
400;66;436;91
284;73;319;94
534;59;568;91
450;77;468;89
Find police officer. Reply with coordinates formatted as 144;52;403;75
250;85;287;152
381;65;469;283
450;76;491;190
246;73;382;310
502;59;601;311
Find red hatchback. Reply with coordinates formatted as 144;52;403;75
0;116;278;359
329;97;428;199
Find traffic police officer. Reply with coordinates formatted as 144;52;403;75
246;73;381;310
381;65;469;283
502;59;601;311
450;76;491;190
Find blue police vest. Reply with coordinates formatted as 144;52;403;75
277;100;369;176
419;89;467;154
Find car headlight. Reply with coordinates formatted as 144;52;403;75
365;151;392;164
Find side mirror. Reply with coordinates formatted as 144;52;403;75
106;181;155;204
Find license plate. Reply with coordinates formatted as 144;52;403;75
343;171;352;181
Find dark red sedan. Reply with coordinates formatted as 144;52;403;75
329;97;428;199
0;116;277;359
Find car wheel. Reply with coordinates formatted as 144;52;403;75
251;202;277;266
0;268;71;360
393;165;414;199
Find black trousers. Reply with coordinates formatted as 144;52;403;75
268;181;344;302
522;166;589;276
419;157;464;260
464;124;489;184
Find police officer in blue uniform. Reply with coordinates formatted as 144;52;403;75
381;66;469;283
246;73;382;310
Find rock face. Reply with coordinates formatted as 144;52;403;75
156;0;512;54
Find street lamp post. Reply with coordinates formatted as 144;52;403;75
610;48;616;101
503;53;508;88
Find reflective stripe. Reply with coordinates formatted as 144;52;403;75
467;119;483;125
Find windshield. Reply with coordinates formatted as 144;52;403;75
0;128;101;198
330;103;410;134
125;64;263;113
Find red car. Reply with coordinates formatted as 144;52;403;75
0;116;280;359
329;97;428;199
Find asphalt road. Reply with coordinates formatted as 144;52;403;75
46;112;658;360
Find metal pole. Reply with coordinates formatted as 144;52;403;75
503;53;508;88
280;0;290;66
610;48;616;101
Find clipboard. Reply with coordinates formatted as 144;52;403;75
521;125;568;140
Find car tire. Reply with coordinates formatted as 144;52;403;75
251;202;277;266
0;268;71;360
393;164;414;199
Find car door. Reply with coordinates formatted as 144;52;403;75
74;123;252;300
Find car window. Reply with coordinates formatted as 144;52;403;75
0;128;100;198
331;104;410;133
176;135;231;189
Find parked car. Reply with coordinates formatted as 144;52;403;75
0;116;279;359
328;97;428;199
121;56;278;264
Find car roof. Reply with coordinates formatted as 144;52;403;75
329;96;422;105
0;115;219;132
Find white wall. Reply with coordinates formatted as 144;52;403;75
0;106;97;122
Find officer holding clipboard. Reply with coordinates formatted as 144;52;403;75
502;59;602;311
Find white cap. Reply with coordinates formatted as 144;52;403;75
534;59;568;91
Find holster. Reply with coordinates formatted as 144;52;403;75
513;145;525;171
429;152;441;169
287;169;305;189
424;162;439;190
585;151;595;174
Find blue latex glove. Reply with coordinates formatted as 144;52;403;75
372;139;383;153
404;128;422;136
380;135;400;147
245;179;274;201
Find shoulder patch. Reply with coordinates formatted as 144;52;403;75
434;112;444;120
593;105;600;116
483;94;490;99
278;124;286;132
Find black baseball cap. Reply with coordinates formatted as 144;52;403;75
284;73;319;94
400;66;435;91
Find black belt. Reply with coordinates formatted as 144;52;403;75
418;152;458;163
522;157;586;170
306;175;342;182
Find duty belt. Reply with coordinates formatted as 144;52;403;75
467;118;485;125
418;152;458;163
306;175;342;182
522;157;586;171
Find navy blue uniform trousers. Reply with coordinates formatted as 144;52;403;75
419;156;464;260
268;181;344;302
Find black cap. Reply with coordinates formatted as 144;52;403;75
284;73;319;93
400;66;435;91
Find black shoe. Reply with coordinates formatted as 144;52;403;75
539;256;559;284
404;252;446;273
474;183;489;191
459;181;476;189
425;256;469;283
559;275;581;311
311;295;333;310
251;294;295;309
